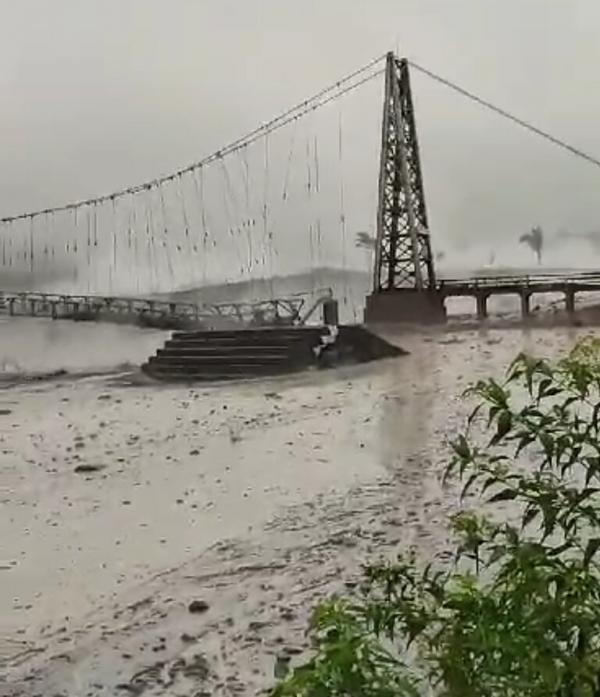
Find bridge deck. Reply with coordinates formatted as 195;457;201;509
438;271;600;296
436;271;600;319
0;291;307;329
5;273;600;327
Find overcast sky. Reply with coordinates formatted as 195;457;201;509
2;0;600;272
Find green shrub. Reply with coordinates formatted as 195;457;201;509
272;337;600;696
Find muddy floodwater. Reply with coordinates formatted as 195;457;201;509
0;317;596;696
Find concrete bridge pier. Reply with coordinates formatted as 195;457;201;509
565;287;576;315
475;292;489;320
520;291;532;319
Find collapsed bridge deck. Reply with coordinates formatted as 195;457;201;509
0;291;307;329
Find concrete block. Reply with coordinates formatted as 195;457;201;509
364;291;447;325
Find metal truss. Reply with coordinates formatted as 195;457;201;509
373;52;436;291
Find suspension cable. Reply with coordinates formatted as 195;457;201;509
2;54;386;223
408;60;600;171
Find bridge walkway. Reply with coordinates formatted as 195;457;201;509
0;291;307;329
437;271;600;318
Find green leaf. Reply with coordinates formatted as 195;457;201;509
487;380;508;408
577;488;600;504
522;506;539;529
488;488;518;503
467;403;483;426
584;537;600;566
481;475;499;495
490;410;512;444
539;431;554;460
452;435;470;460
537;377;552;401
461;473;479;500
538;655;560;689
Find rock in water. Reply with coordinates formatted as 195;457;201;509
73;464;106;474
188;599;210;614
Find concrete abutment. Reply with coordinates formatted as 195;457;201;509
364;290;447;324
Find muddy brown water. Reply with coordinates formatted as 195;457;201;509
1;317;596;695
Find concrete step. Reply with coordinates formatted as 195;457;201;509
158;345;292;356
140;369;280;382
156;347;296;360
146;325;322;380
170;328;325;342
142;362;297;377
164;336;313;348
142;324;405;382
147;354;291;366
164;341;314;354
166;329;319;340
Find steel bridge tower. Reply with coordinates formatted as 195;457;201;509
365;52;446;323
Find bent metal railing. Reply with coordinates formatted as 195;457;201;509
297;288;334;326
0;290;306;328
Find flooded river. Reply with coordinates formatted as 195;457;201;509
1;314;596;695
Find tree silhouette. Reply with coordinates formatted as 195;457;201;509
519;225;544;264
355;231;375;250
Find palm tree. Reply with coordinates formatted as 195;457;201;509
519;225;544;264
355;231;375;250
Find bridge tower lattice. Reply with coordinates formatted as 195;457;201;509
372;52;436;292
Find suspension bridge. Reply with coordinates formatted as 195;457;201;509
2;51;600;328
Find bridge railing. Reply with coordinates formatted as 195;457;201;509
196;297;305;325
0;291;198;315
297;288;334;325
0;290;307;326
437;271;600;290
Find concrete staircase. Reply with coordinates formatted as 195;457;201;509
142;326;328;381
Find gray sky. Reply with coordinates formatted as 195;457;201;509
2;0;600;275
